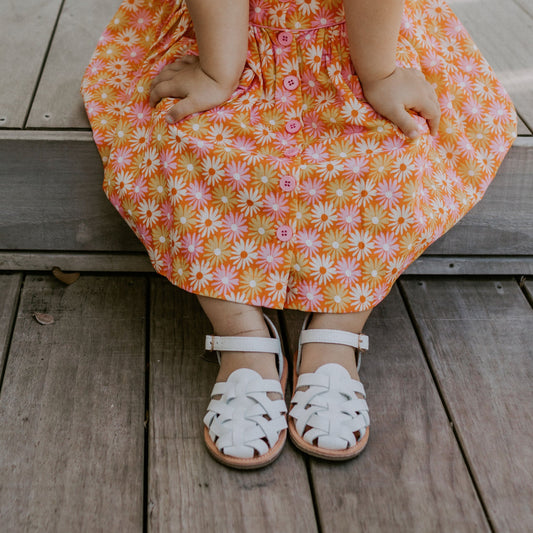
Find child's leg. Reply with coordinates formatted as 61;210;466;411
197;295;279;382
299;310;373;380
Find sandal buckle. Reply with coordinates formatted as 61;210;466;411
205;335;216;351
358;334;369;351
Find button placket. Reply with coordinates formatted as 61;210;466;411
275;29;302;247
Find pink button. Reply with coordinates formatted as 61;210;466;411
276;225;293;242
278;31;293;46
284;146;300;157
285;119;301;134
283;75;299;91
279;175;296;192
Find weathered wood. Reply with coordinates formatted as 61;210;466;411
28;0;124;129
512;0;533;19
402;256;533;275
0;252;153;272
1;137;531;255
148;279;317;533
448;0;533;126
0;139;144;251
523;277;533;301
1;252;533;276
400;276;533;533
0;0;63;128
0;275;146;532
282;287;489;533
517;116;531;135
425;138;533;254
0;273;22;374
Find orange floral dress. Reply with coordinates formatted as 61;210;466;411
81;0;516;313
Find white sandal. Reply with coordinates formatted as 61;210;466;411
288;313;370;460
203;314;288;469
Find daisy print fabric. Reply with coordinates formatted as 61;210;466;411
81;0;516;313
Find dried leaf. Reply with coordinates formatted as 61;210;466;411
52;266;80;285
33;312;55;325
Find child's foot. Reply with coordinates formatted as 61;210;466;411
288;311;372;460
214;326;282;401
298;311;371;382
215;327;278;380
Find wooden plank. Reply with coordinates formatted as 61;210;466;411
0;275;146;532
1;136;532;255
403;256;533;275
512;0;533;19
425;139;533;254
0;274;22;375
282;287;489;533
1;252;533;276
448;0;533;126
148;279;317;533
523;278;533;302
28;0;124;129
0;252;153;272
517;117;531;135
400;277;533;532
0;139;144;251
0;0;63;128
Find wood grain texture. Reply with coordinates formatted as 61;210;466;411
447;0;533;126
523;277;533;302
403;256;533;275
0;252;154;272
28;0;124;129
148;278;317;533
0;0;63;128
0;139;144;251
1;253;533;276
517;117;531;135
0;273;22;374
512;0;533;19
424;141;533;254
0;275;146;532
282;287;489;533
400;276;533;533
1;138;531;255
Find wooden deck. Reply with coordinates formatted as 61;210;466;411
1;0;533;531
0;272;532;532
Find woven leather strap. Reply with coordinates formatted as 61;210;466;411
289;363;369;451
204;368;288;459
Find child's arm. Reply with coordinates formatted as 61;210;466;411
344;0;440;138
150;0;248;123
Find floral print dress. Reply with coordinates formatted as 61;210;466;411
81;0;517;313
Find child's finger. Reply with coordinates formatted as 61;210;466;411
388;107;421;139
166;97;197;124
412;97;441;136
149;79;184;107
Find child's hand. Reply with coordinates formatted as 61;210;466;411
360;67;441;139
149;55;236;124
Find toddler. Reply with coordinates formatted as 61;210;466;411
81;0;517;468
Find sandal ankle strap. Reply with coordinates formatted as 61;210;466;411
205;335;281;355
205;314;284;379
300;329;369;351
